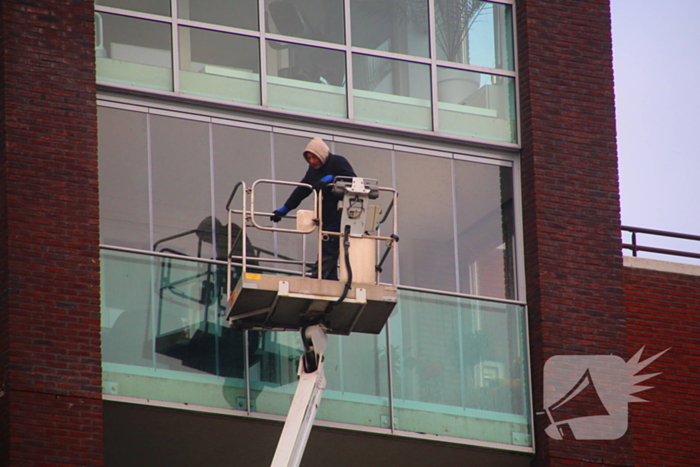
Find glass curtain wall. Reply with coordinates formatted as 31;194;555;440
98;102;529;447
95;0;517;144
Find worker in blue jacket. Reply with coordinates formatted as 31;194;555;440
271;137;356;280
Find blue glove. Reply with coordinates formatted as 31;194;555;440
270;205;289;222
314;175;334;191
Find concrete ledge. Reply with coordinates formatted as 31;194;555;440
623;255;700;277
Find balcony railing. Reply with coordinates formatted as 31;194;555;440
622;226;700;260
100;247;532;450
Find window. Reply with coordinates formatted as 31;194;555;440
98;101;530;448
96;0;517;144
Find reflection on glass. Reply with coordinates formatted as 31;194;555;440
102;249;247;376
97;0;170;16
353;54;431;130
178;0;258;30
179;27;260;104
98;107;150;250
212;124;275;264
454;161;516;299
267;41;346;117
265;0;345;45
150;115;212;258
395;151;455;291
101;250;530;444
96;13;172;91
435;0;513;70
437;67;516;143
390;289;530;442
350;0;429;58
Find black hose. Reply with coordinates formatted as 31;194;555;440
325;225;352;314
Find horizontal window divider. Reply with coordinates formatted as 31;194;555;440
175;18;260;38
350;47;432;65
271;126;334;140
436;61;516;77
100;244;523;305
332;136;393;150
101;244;223;264
210;117;271;132
148;107;211;122
453;152;515;167
393;144;451;159
264;33;346;52
397;284;526;307
95;6;172;23
96;99;149;113
96;90;522;151
483;0;516;6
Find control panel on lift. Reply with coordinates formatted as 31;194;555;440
223;176;398;336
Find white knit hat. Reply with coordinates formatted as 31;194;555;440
303;137;329;165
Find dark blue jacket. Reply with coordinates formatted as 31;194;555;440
282;153;356;228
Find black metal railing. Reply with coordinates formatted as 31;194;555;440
622;225;700;260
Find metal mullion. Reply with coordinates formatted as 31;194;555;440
510;2;522;147
344;0;353;119
171;0;180;93
450;158;460;292
428;0;438;132
258;0;268;107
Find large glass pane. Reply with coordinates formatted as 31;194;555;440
249;330;391;429
98;107;150;249
97;0;170;16
353;54;431;131
268;132;322;271
390;290;530;445
179;27;260;104
395;151;456;291
212;124;276;271
437;68;516;143
350;0;429;58
265;0;345;45
435;0;513;70
102;249;249;408
150;115;212;259
96;13;172;91
455;161;516;300
178;0;258;30
267;41;346;117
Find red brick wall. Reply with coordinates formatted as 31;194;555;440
0;1;102;465
624;263;700;467
516;0;629;465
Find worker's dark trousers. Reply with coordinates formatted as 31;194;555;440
320;220;340;281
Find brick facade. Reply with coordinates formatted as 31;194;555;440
0;1;102;465
624;260;700;467
516;0;629;465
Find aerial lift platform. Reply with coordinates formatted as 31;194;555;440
224;176;399;467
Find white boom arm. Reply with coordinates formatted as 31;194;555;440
270;325;328;467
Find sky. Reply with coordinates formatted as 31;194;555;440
611;0;700;262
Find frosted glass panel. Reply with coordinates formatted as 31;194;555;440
96;13;173;91
353;54;431;131
179;27;260;104
267;41;346;118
